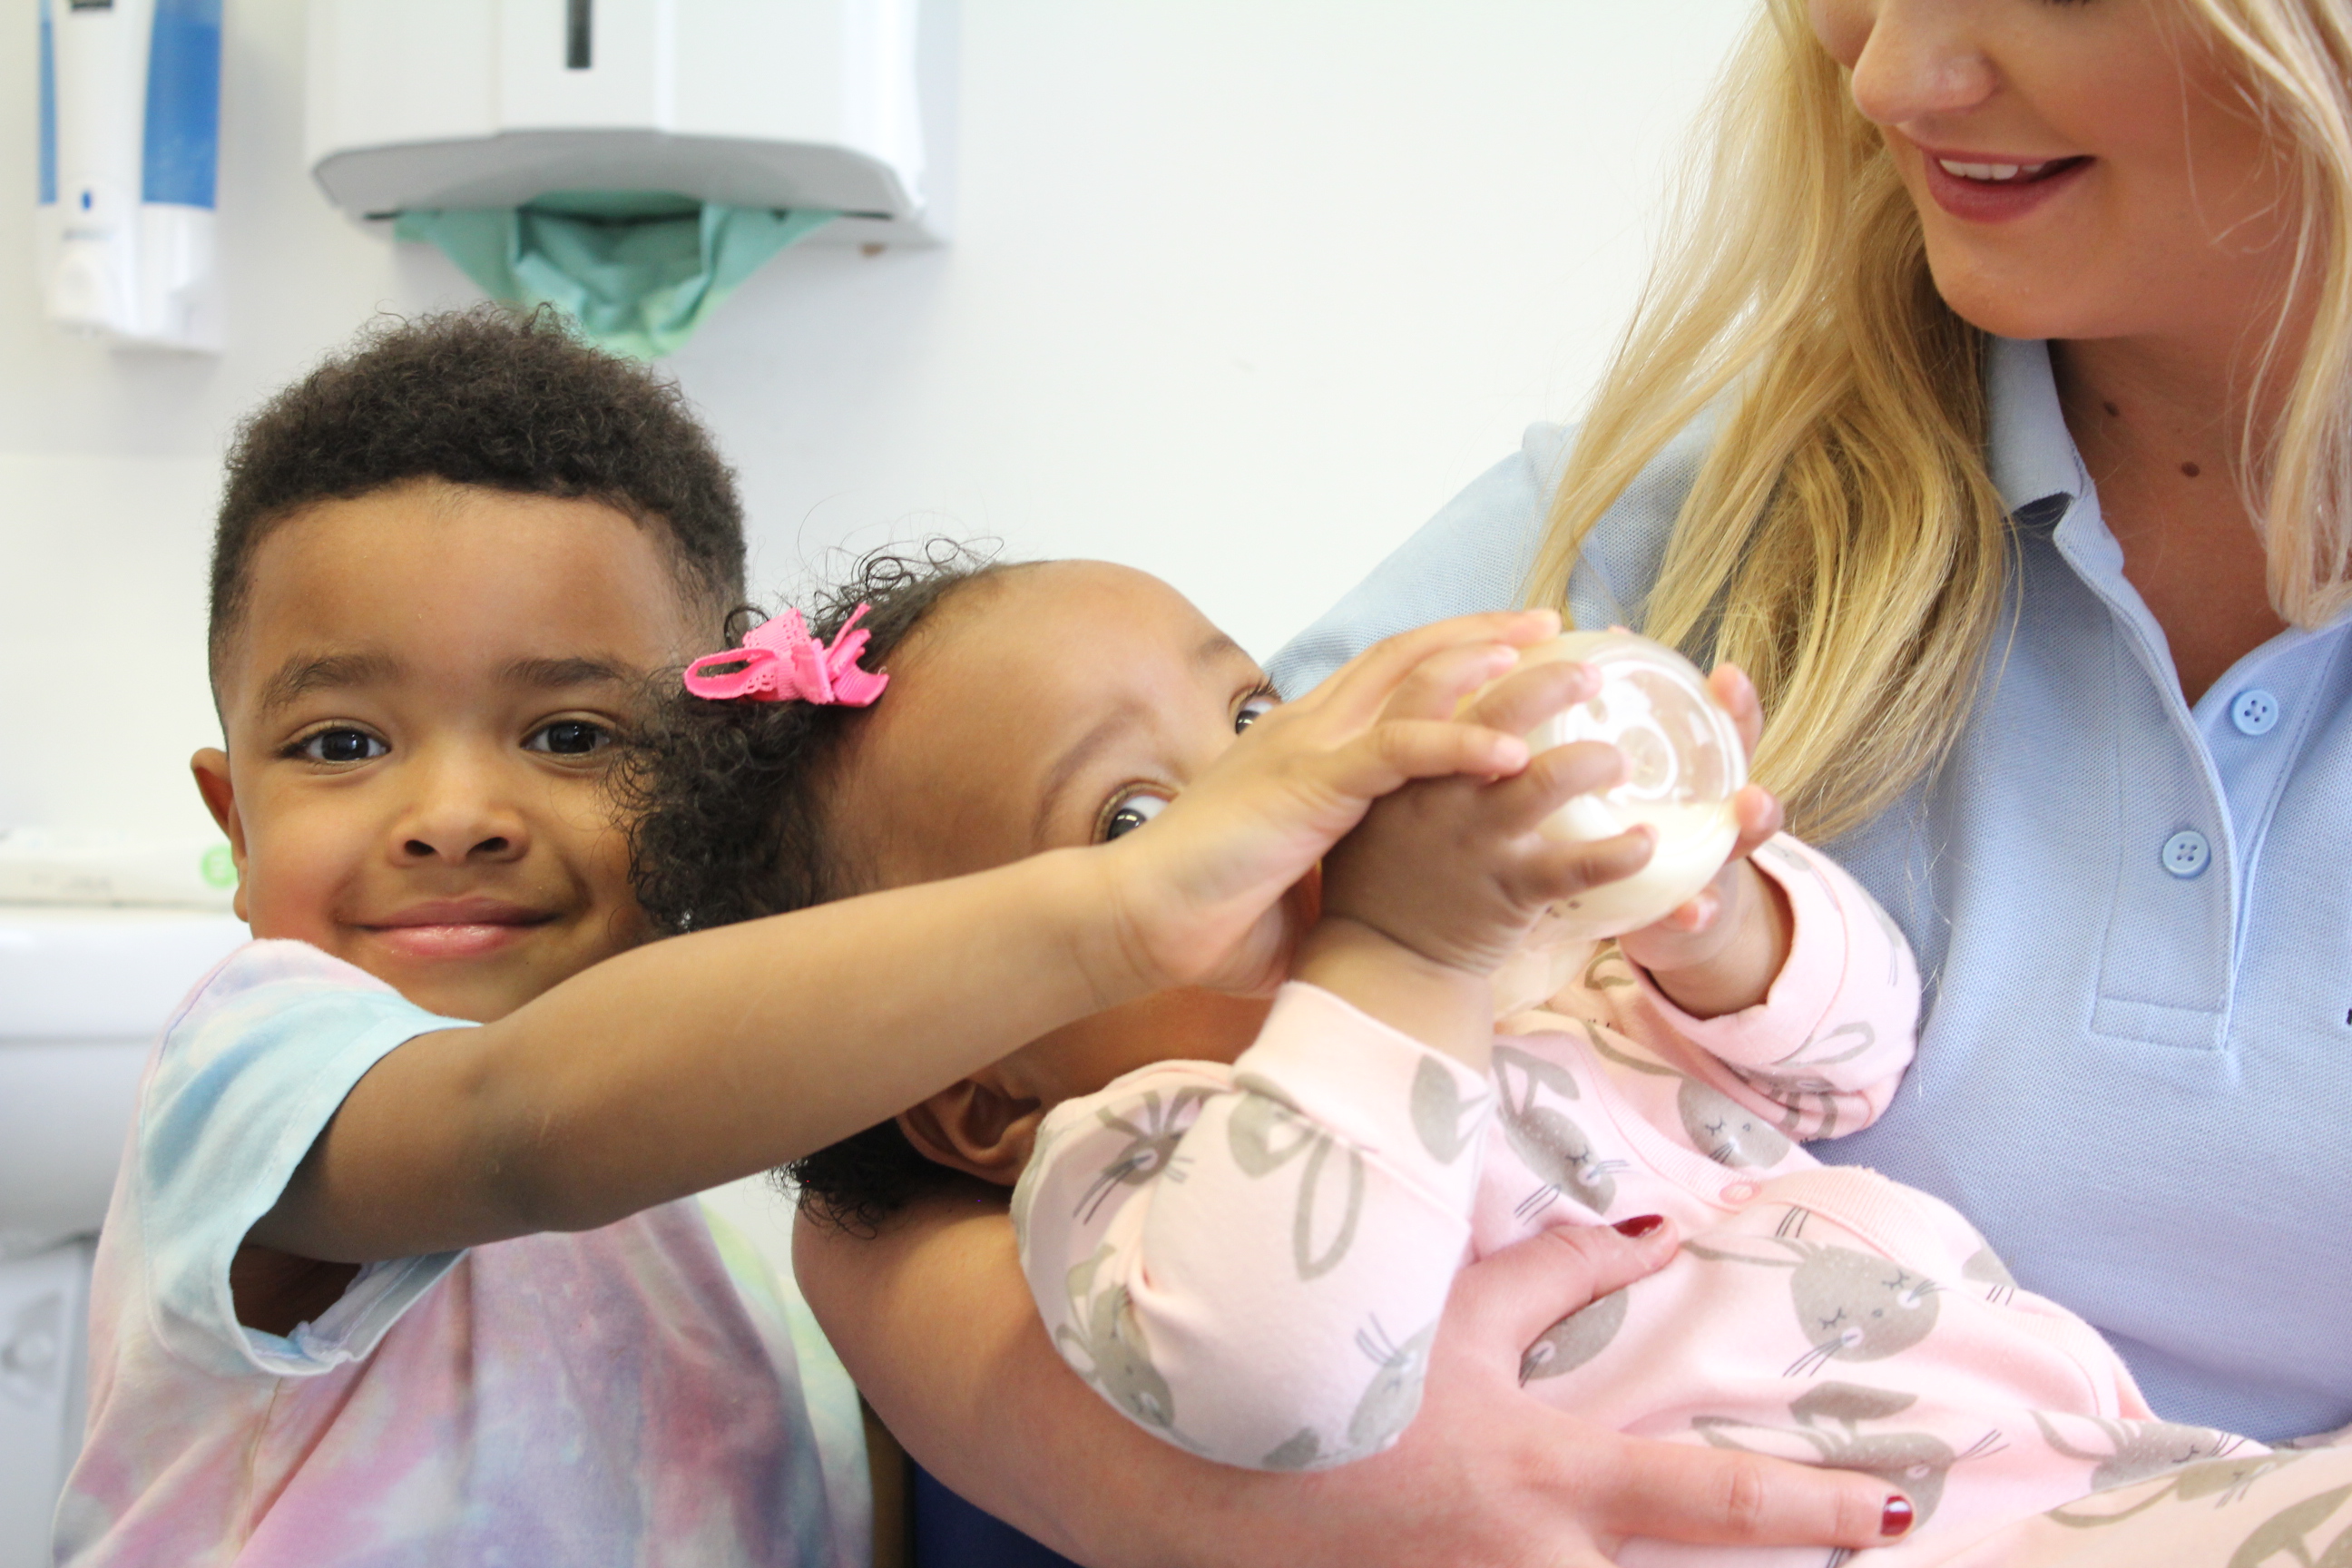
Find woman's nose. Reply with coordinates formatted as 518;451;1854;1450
1830;0;2001;130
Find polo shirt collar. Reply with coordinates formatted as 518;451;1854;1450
1984;336;2085;521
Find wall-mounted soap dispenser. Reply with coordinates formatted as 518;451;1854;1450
34;0;226;353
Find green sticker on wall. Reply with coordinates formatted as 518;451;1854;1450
200;842;237;889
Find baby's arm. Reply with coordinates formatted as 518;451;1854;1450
1506;660;1920;1137
1015;662;1663;1467
1014;991;1494;1469
1565;835;1921;1142
247;610;1562;1268
1612;662;1791;1017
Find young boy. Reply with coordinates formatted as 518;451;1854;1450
54;309;1561;1566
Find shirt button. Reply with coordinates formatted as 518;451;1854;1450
2230;688;2279;735
1720;1181;1759;1204
2161;829;2210;878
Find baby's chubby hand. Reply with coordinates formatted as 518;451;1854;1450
1314;655;1655;983
1093;609;1565;1002
1615;664;1793;1018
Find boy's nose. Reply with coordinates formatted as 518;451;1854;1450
395;761;531;866
401;828;524;863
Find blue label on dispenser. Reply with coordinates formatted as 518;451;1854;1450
142;0;221;209
37;0;58;206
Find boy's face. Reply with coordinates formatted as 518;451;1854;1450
196;480;703;1022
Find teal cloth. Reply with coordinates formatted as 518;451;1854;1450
395;192;835;358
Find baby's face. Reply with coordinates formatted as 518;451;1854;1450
197;480;701;1022
835;560;1294;1097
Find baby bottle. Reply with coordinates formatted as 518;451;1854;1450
1502;631;1746;938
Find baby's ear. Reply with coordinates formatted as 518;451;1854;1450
897;1069;1045;1188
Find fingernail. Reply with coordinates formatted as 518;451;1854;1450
1612;1214;1665;1238
1881;1495;1914;1538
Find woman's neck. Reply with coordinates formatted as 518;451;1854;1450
2051;332;2291;706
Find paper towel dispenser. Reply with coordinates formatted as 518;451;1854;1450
304;0;955;249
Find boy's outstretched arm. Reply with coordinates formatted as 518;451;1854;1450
248;611;1560;1266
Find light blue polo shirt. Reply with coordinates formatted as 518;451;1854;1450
1269;338;2352;1443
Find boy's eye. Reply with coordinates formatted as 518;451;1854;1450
299;729;387;764
1235;693;1278;733
1102;791;1170;842
527;720;613;756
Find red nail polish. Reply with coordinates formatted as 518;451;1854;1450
1881;1496;1914;1538
1612;1214;1665;1238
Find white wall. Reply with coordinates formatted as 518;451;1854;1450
0;0;1752;838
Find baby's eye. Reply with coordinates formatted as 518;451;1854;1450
1102;791;1170;842
1235;693;1278;733
527;720;613;756
298;729;387;764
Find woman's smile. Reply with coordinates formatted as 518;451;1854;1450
1818;0;2297;348
1913;141;2093;222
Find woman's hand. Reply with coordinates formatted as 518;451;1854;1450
1616;663;1794;1017
1097;609;1563;1000
1341;1219;1914;1568
799;1197;1914;1568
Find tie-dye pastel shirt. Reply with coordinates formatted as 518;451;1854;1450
54;940;867;1568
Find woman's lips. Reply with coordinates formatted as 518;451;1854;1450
363;901;555;959
1916;148;2092;223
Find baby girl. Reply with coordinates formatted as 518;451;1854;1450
629;545;2293;1566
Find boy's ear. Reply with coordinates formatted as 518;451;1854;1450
191;749;250;926
897;1068;1046;1189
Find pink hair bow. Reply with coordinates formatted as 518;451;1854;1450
682;604;890;706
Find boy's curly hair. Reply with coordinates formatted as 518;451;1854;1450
210;305;745;680
620;542;1017;1232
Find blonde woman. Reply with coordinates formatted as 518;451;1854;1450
799;1;2352;1563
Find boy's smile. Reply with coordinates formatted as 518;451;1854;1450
195;480;703;1022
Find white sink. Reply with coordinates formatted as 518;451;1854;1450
0;905;249;1257
0;1240;91;1568
0;904;247;1567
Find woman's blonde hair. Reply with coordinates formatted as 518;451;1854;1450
1527;0;2352;842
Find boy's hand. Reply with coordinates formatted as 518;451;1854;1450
1096;610;1563;1000
1615;664;1793;1018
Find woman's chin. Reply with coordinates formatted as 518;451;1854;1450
1918;256;2124;348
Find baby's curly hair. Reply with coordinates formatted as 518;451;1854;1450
620;542;1019;1232
211;305;745;681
